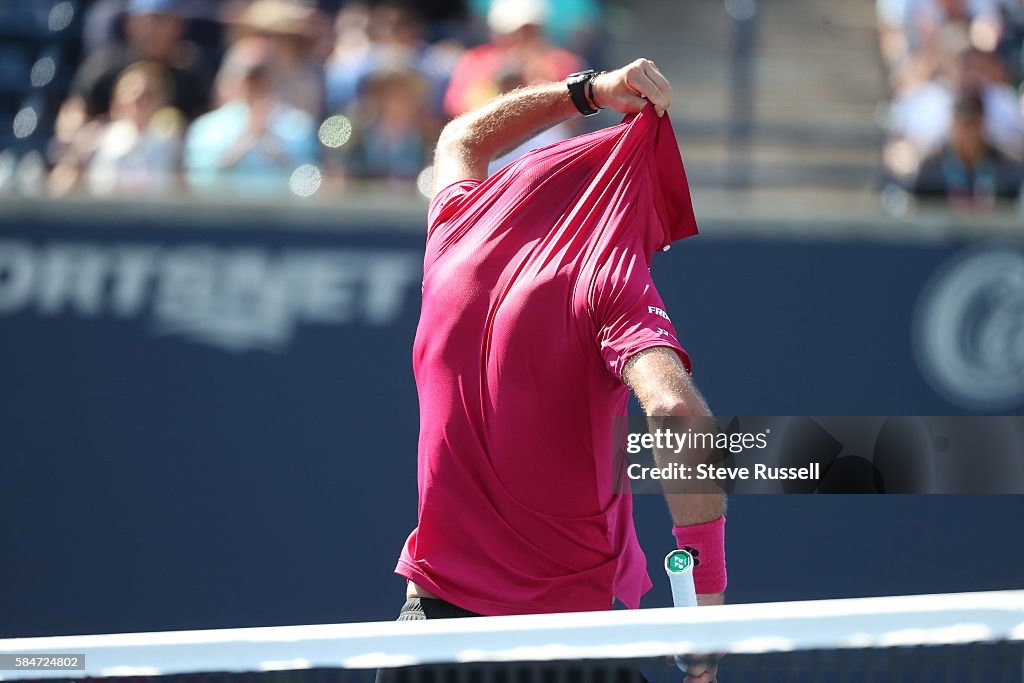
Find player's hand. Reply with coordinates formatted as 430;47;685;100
591;59;673;117
696;592;724;607
685;592;725;683
682;654;720;683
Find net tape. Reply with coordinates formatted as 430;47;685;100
1;591;1022;680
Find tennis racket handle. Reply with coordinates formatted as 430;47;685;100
665;549;697;674
665;549;698;607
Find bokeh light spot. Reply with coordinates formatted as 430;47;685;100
969;18;999;53
30;57;56;88
13;108;38;139
290;164;322;197
880;183;912;217
48;2;74;31
318;115;353;148
884;139;920;179
416;166;435;199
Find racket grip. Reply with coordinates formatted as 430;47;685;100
665;549;698;607
665;549;697;674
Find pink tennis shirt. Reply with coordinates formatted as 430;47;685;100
396;104;699;616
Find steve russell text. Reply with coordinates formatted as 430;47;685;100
626;462;821;481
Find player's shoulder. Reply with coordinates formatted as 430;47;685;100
591;239;652;281
427;179;484;232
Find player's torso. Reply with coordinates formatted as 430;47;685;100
414;228;622;517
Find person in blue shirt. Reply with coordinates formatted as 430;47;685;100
185;37;317;198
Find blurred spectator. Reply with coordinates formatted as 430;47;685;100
443;0;583;117
467;0;602;63
325;3;462;117
67;0;211;121
227;0;326;119
48;117;104;198
878;0;1003;78
439;0;582;174
49;61;184;196
959;47;1024;154
81;0;129;56
899;89;1024;205
877;0;1024;208
324;3;372;112
889;48;1024;157
184;37;317;197
333;61;439;181
87;62;184;196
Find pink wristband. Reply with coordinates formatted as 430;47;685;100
672;516;727;594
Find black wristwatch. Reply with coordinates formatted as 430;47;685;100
566;70;602;117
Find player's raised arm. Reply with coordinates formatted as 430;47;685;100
433;59;673;191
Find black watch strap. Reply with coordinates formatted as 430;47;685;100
566;70;600;117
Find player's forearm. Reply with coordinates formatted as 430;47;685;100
627;349;725;527
645;421;726;525
663;492;726;527
643;399;724;526
437;82;577;167
648;410;726;526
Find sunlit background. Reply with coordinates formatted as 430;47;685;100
0;0;1021;214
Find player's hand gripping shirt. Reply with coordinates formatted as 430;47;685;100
398;104;699;616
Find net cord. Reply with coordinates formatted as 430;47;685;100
0;590;1022;680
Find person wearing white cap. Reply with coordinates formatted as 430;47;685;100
443;0;584;118
485;0;550;35
467;0;603;59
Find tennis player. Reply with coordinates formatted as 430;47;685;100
385;59;726;683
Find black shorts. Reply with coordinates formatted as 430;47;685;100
395;596;482;620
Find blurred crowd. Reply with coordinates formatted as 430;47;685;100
17;0;1022;209
2;0;603;200
878;0;1024;207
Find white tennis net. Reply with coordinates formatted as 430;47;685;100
0;591;1022;682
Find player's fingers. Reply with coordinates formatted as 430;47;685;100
690;660;712;673
683;670;715;683
684;657;719;679
628;69;669;116
642;61;673;111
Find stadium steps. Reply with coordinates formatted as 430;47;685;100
608;0;887;194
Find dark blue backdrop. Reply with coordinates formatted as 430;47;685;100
1;211;1022;638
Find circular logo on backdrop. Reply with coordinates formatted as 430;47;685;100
913;247;1024;411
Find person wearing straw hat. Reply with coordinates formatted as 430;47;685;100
227;0;325;118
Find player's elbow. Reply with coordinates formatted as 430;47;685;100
437;120;461;150
438;115;499;162
643;397;712;419
437;118;475;158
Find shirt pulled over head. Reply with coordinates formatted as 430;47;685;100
398;104;699;616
